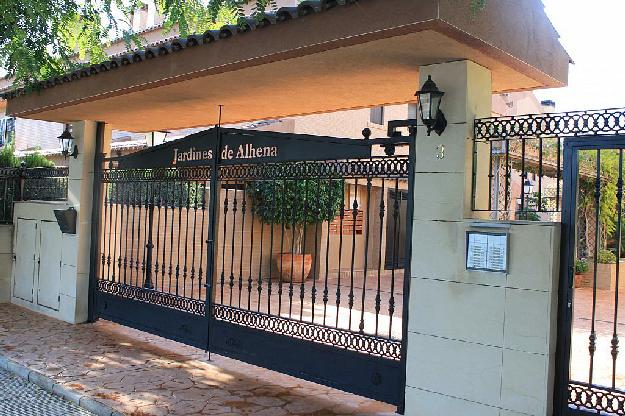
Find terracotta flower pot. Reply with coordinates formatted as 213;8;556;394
574;274;584;288
272;253;313;283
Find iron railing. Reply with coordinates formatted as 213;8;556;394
471;108;625;220
98;158;410;358
0;166;69;224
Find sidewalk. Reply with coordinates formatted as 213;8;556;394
0;367;95;415
0;304;395;416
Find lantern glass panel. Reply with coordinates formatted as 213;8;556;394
430;94;442;119
419;93;432;121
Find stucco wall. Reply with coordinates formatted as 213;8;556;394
406;220;560;415
14;118;64;151
0;224;13;303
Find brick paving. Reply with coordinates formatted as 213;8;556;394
0;367;95;416
0;304;396;416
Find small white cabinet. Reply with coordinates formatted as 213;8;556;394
12;218;62;311
13;219;37;302
37;221;62;310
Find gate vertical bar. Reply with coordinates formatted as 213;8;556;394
554;139;578;416
204;126;223;352
588;150;601;383
398;129;416;414
88;121;106;323
612;150;623;389
144;192;155;290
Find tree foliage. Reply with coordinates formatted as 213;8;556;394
578;151;620;253
1;0;486;89
0;0;280;89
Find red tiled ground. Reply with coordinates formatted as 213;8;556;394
0;304;396;416
571;287;625;389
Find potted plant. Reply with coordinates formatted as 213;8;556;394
249;178;343;283
574;258;588;288
596;249;618;290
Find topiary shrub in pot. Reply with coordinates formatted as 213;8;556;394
574;258;589;288
249;177;343;283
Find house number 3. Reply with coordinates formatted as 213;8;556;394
436;144;445;159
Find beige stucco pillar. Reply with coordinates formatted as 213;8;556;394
56;121;111;323
0;224;13;303
404;61;560;416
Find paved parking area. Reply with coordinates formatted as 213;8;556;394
0;367;94;416
0;304;395;416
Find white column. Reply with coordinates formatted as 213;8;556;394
0;224;13;303
58;121;111;323
405;61;560;416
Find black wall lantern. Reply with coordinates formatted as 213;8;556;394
415;75;448;136
58;127;79;159
54;207;77;234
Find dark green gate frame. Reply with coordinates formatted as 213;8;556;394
88;124;416;411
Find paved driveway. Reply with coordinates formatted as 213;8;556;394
0;304;395;416
0;367;94;416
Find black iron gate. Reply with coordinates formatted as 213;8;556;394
89;125;415;407
558;135;625;415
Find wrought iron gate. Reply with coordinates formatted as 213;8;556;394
559;135;625;415
89;125;415;407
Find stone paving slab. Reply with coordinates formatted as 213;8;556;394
0;304;397;416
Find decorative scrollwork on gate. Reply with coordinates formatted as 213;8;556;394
475;108;625;141
569;382;625;415
98;280;205;315
219;157;410;180
213;304;402;359
101;166;212;182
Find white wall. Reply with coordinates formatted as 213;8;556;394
0;224;13;303
406;220;560;416
14;118;64;151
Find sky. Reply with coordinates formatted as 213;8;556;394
534;0;625;112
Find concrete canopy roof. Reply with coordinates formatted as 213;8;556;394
6;0;570;132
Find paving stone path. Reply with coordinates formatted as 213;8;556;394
0;367;95;416
0;304;396;415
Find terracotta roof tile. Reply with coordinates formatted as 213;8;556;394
1;0;355;100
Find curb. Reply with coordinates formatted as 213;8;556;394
0;355;124;416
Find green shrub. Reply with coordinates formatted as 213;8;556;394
0;144;19;168
598;249;617;264
21;151;54;168
518;210;540;221
575;259;589;274
0;145;54;168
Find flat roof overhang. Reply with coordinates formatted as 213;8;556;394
5;0;570;132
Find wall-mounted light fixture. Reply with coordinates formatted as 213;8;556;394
415;75;447;136
53;207;77;234
58;127;79;159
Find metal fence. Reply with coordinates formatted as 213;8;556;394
0;166;69;224
472;108;625;221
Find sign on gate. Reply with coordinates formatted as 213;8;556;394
118;128;372;169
